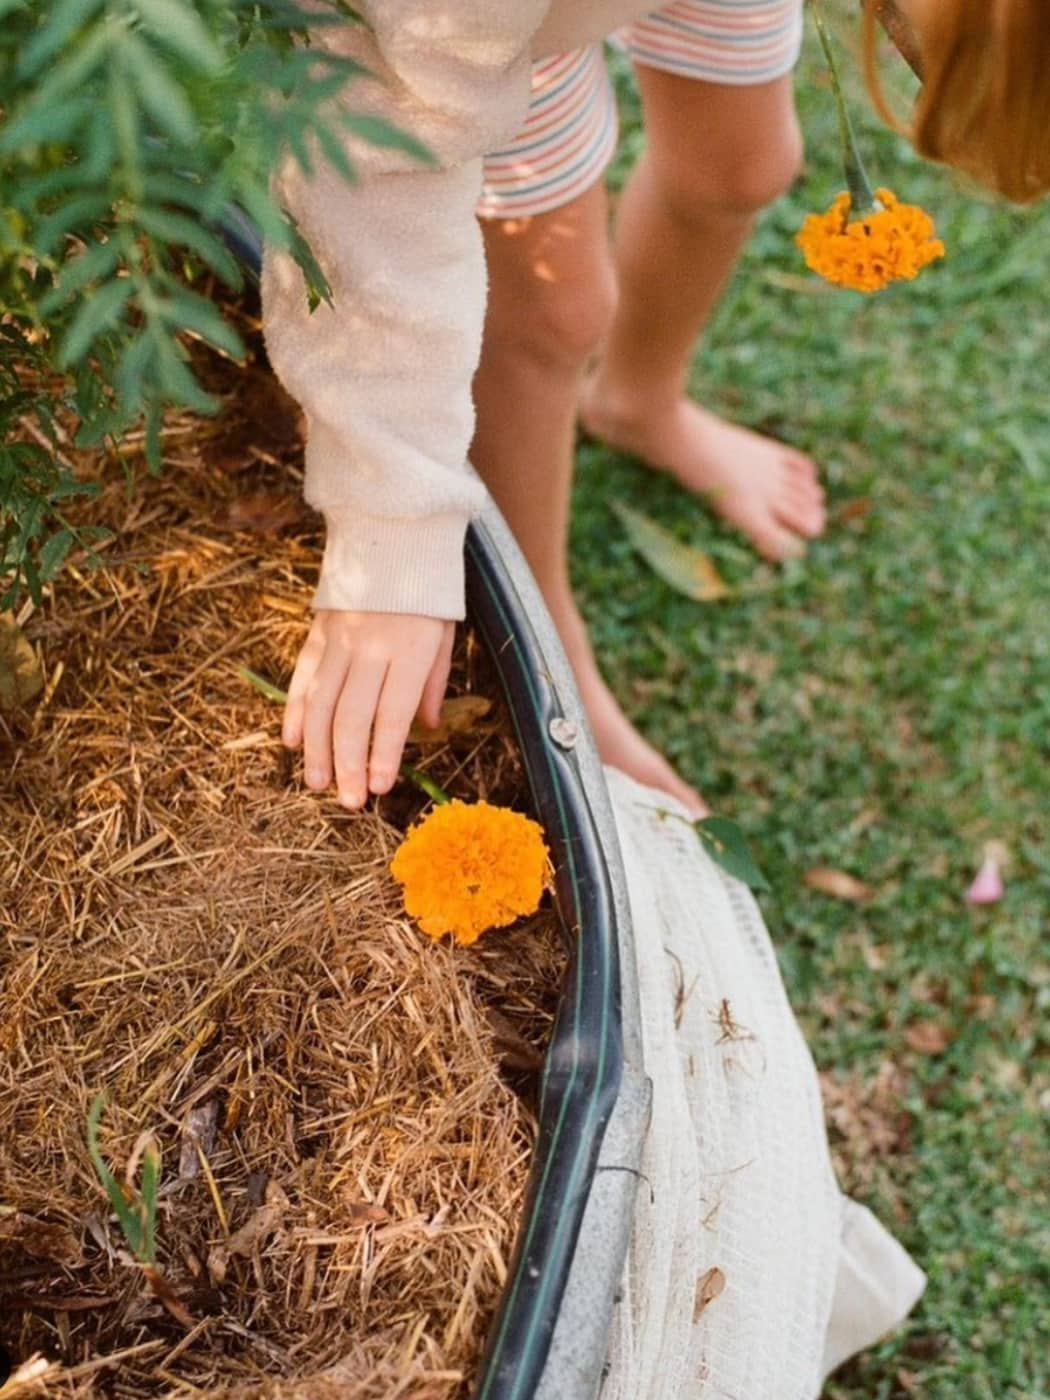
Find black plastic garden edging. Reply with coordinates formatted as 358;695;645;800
228;222;626;1400
465;522;623;1400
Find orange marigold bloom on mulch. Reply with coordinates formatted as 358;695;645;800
797;187;945;293
390;799;551;945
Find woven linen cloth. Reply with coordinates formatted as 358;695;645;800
600;769;925;1400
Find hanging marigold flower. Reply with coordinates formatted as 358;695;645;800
390;799;551;945
796;187;945;293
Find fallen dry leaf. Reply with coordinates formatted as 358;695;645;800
0;1212;81;1266
143;1264;195;1327
221;490;304;535
485;1008;544;1074
693;1265;726;1322
820;1060;912;1181
804;867;876;902
178;1100;221;1180
613;501;732;602
207;1182;289;1284
406;694;493;746
904;1021;952;1056
0;612;44;711
834;496;875;523
347;1201;390;1227
849;805;882;835
2;1292;113;1312
861;940;890;972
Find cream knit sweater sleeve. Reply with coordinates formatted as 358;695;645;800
261;3;550;620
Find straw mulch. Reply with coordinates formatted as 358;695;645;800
0;330;565;1399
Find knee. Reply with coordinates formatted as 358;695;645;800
658;118;805;223
489;259;618;370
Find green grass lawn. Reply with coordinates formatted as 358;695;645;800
579;22;1050;1400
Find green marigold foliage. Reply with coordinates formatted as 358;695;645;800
0;0;420;606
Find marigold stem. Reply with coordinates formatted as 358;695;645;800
400;765;451;805
813;3;877;214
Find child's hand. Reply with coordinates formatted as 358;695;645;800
283;610;454;808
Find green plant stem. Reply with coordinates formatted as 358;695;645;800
400;765;451;806
813;2;877;213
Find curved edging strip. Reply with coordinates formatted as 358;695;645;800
225;216;646;1398
466;509;648;1400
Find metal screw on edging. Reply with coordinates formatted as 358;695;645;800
548;717;578;750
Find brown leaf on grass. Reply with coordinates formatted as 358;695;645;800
966;994;997;1021
904;1021;952;1055
221;491;304;535
820;1061;913;1201
612;502;732;602
861;939;890;971
0;1212;81;1266
804;867;876;902
0;612;44;711
406;694;494;746
693;1266;726;1322
834;496;875;524
849;805;882;835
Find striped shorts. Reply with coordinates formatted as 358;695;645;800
477;0;804;220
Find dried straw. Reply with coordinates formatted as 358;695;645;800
0;330;564;1399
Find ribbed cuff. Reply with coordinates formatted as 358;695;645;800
313;507;471;620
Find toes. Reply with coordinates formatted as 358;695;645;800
785;450;822;490
785;456;825;502
746;515;807;562
778;487;827;539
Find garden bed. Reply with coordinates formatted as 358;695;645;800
0;354;565;1399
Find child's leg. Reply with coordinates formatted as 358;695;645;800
472;46;705;814
583;9;826;562
473;188;706;817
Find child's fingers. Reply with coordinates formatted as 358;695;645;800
417;624;454;730
282;627;326;748
332;657;389;808
300;648;353;791
369;656;434;795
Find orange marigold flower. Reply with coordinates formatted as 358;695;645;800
796;187;945;293
390;799;551;946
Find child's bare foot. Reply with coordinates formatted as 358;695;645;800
552;600;708;819
580;381;826;562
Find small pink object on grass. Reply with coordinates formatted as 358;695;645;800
966;842;1008;906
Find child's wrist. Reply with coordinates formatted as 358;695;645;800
314;506;471;621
